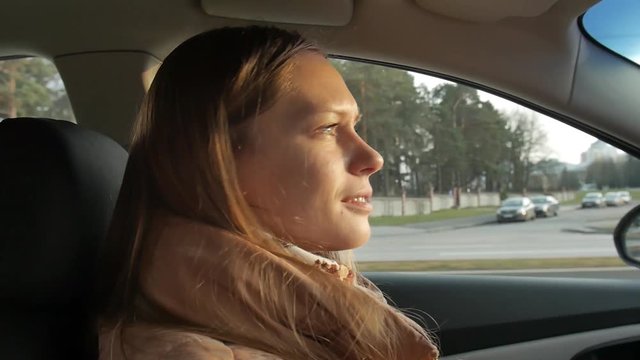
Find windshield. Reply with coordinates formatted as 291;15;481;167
582;0;640;66
531;197;547;204
502;199;523;207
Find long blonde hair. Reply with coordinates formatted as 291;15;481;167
97;26;437;360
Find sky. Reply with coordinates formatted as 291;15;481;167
582;0;640;66
412;73;599;165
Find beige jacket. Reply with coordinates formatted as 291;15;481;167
100;323;282;359
100;213;439;360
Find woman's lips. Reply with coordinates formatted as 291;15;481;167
341;195;373;213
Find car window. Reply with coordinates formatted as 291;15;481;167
581;0;640;66
0;57;75;121
332;58;639;278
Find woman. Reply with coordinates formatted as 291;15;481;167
98;26;439;360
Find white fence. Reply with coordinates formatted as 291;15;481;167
544;191;576;202
371;191;576;217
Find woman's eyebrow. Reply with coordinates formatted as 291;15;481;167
313;109;361;122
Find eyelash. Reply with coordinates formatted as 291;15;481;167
318;121;362;137
319;124;339;136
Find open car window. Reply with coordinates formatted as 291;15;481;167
331;58;639;278
0;57;75;121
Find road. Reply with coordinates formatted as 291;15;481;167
355;203;635;262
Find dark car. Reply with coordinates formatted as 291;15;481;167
496;197;536;222
530;195;559;217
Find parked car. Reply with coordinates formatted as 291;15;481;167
619;191;632;204
605;191;625;206
530;195;559;217
581;192;605;208
496;197;536;222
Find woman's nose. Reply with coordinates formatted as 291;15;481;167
348;137;384;176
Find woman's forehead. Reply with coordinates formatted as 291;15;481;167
286;53;358;117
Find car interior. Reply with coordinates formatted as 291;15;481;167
2;0;640;359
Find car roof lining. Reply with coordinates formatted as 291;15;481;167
200;0;354;26
414;0;560;23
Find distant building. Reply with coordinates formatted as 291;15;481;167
580;140;620;165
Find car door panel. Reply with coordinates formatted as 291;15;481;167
367;272;640;357
441;325;640;360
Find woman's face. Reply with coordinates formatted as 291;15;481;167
235;53;383;251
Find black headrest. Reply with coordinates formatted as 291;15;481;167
0;117;127;305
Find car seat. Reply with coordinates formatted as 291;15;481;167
0;117;127;359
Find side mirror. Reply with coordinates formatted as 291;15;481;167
613;204;640;269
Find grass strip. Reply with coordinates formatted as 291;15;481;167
370;207;495;226
357;257;626;272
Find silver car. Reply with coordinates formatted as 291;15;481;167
605;192;625;206
619;191;632;204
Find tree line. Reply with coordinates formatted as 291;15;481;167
333;59;552;197
529;156;640;193
584;156;640;190
0;57;74;120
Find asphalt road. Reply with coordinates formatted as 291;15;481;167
355;203;636;262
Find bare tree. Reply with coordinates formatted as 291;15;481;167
507;110;549;193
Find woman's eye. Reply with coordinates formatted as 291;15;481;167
319;124;338;136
